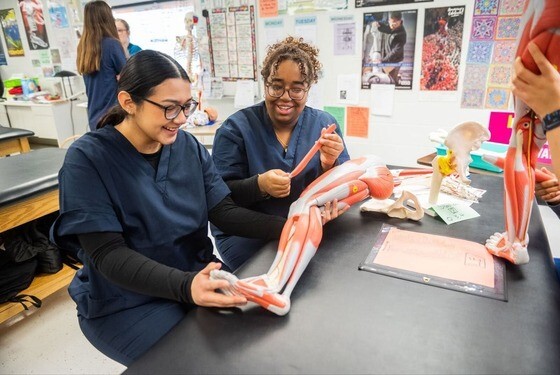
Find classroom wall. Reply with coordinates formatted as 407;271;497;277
0;0;84;92
251;0;498;168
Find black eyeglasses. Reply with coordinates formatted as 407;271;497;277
143;98;199;120
265;83;309;101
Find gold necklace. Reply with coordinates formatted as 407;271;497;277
275;132;289;152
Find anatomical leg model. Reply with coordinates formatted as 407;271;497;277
211;155;395;315
483;117;545;264
429;121;490;205
482;0;559;264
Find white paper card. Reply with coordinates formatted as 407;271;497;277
370;84;395;116
336;74;359;104
234;80;255;109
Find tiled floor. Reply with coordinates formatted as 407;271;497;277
0;288;126;374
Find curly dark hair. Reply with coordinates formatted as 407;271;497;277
260;36;322;86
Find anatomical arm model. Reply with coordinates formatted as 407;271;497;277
482;0;560;264
429;121;490;205
211;155;395;316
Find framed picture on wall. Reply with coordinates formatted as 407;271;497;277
356;0;432;9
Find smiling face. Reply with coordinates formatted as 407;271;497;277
264;59;309;130
122;78;192;153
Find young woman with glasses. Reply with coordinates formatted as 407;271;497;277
51;50;332;365
77;1;127;132
211;36;350;271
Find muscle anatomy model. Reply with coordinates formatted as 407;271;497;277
211;155;395;315
429;121;490;205
482;1;559;264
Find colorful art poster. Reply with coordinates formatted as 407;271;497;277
356;0;432;8
362;9;417;90
460;0;527;109
18;0;50;50
0;9;24;56
0;38;6;65
420;6;465;91
48;0;70;28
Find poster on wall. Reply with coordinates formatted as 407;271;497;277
420;6;465;91
356;0;432;9
461;0;527;109
361;9;417;90
0;9;24;56
48;0;70;28
0;39;6;65
18;0;50;50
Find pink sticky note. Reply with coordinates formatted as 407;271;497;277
488;111;514;144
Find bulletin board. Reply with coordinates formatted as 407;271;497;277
207;5;257;81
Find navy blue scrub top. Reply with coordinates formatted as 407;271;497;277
212;101;350;218
52;126;229;318
83;38;126;131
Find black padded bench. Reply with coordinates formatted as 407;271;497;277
0;126;35;157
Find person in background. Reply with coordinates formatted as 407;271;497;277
115;18;142;58
77;1;126;132
211;36;350;271
512;42;560;218
52;50;341;365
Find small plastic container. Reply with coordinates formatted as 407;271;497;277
435;141;508;173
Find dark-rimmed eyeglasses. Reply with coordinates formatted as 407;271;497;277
265;83;309;101
143;98;199;120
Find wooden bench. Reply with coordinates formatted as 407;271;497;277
0;148;77;324
0;126;34;157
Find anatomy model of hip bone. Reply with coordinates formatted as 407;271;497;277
211;155;396;316
429;121;490;205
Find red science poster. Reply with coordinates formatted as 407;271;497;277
420;6;466;91
18;0;49;50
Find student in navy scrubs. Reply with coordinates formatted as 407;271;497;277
51;50;318;365
211;36;351;270
77;1;126;132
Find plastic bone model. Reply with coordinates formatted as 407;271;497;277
429;121;490;205
210;155;394;315
481;1;559;265
360;190;424;221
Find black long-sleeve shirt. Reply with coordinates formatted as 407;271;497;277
77;149;285;305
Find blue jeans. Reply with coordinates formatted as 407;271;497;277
78;300;190;366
